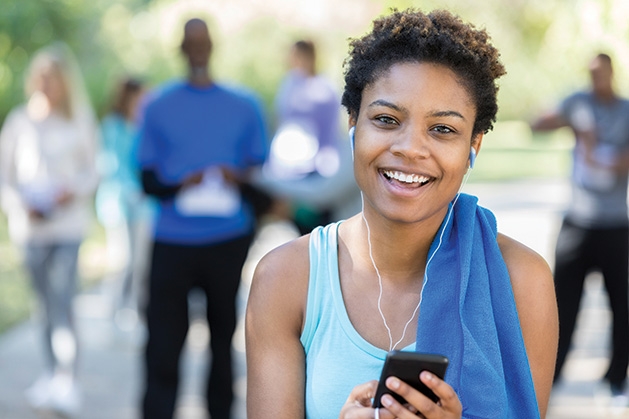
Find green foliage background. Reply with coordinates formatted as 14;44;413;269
1;0;628;124
0;0;628;332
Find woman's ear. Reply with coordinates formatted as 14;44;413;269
471;133;484;157
348;117;357;159
469;133;483;169
348;113;357;130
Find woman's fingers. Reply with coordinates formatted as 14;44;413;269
379;373;462;418
419;371;461;414
340;380;383;419
339;381;400;419
349;380;379;407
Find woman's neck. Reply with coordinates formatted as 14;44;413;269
349;213;443;283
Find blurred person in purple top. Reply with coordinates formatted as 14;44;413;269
267;40;348;234
275;40;340;155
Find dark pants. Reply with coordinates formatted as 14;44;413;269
553;218;629;387
142;233;254;419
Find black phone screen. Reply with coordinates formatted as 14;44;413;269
372;350;449;408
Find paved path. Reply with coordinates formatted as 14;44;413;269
0;178;626;418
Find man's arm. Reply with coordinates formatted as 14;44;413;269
141;168;203;199
530;107;598;163
530;110;569;132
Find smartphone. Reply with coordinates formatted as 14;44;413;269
372;350;449;408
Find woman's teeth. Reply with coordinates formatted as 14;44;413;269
383;170;430;184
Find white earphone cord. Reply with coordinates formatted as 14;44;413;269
361;169;472;351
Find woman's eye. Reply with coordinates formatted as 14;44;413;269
375;115;398;125
432;125;454;134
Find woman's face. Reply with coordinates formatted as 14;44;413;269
352;61;481;225
32;61;68;111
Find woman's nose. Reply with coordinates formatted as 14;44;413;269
389;127;430;160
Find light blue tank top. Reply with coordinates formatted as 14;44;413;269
300;221;413;418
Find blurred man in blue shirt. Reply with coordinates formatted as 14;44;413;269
137;18;268;419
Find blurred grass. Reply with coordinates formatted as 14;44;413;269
0;120;573;335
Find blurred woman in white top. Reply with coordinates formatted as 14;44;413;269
0;42;99;416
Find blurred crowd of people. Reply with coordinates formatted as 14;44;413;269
1;9;629;419
0;17;357;419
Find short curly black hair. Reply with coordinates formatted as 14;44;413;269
341;8;506;136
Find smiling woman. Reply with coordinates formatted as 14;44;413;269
245;8;558;419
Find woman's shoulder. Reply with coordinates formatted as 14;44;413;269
497;233;551;281
251;233;311;301
248;233;312;335
496;233;556;319
255;233;310;277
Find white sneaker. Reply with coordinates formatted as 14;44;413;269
25;374;54;409
49;373;81;418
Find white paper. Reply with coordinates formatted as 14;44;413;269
175;167;241;217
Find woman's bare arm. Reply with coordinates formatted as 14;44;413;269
245;236;311;419
498;233;558;418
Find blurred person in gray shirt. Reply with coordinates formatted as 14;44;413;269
531;53;629;400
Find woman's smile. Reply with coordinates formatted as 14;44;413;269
381;169;432;186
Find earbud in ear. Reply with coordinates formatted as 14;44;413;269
349;126;356;160
469;147;476;169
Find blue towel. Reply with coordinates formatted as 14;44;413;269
415;193;540;418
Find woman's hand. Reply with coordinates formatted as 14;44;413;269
340;372;462;419
28;208;47;220
339;380;380;419
55;189;74;206
377;371;462;419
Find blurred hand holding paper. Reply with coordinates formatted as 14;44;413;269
175;167;241;217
